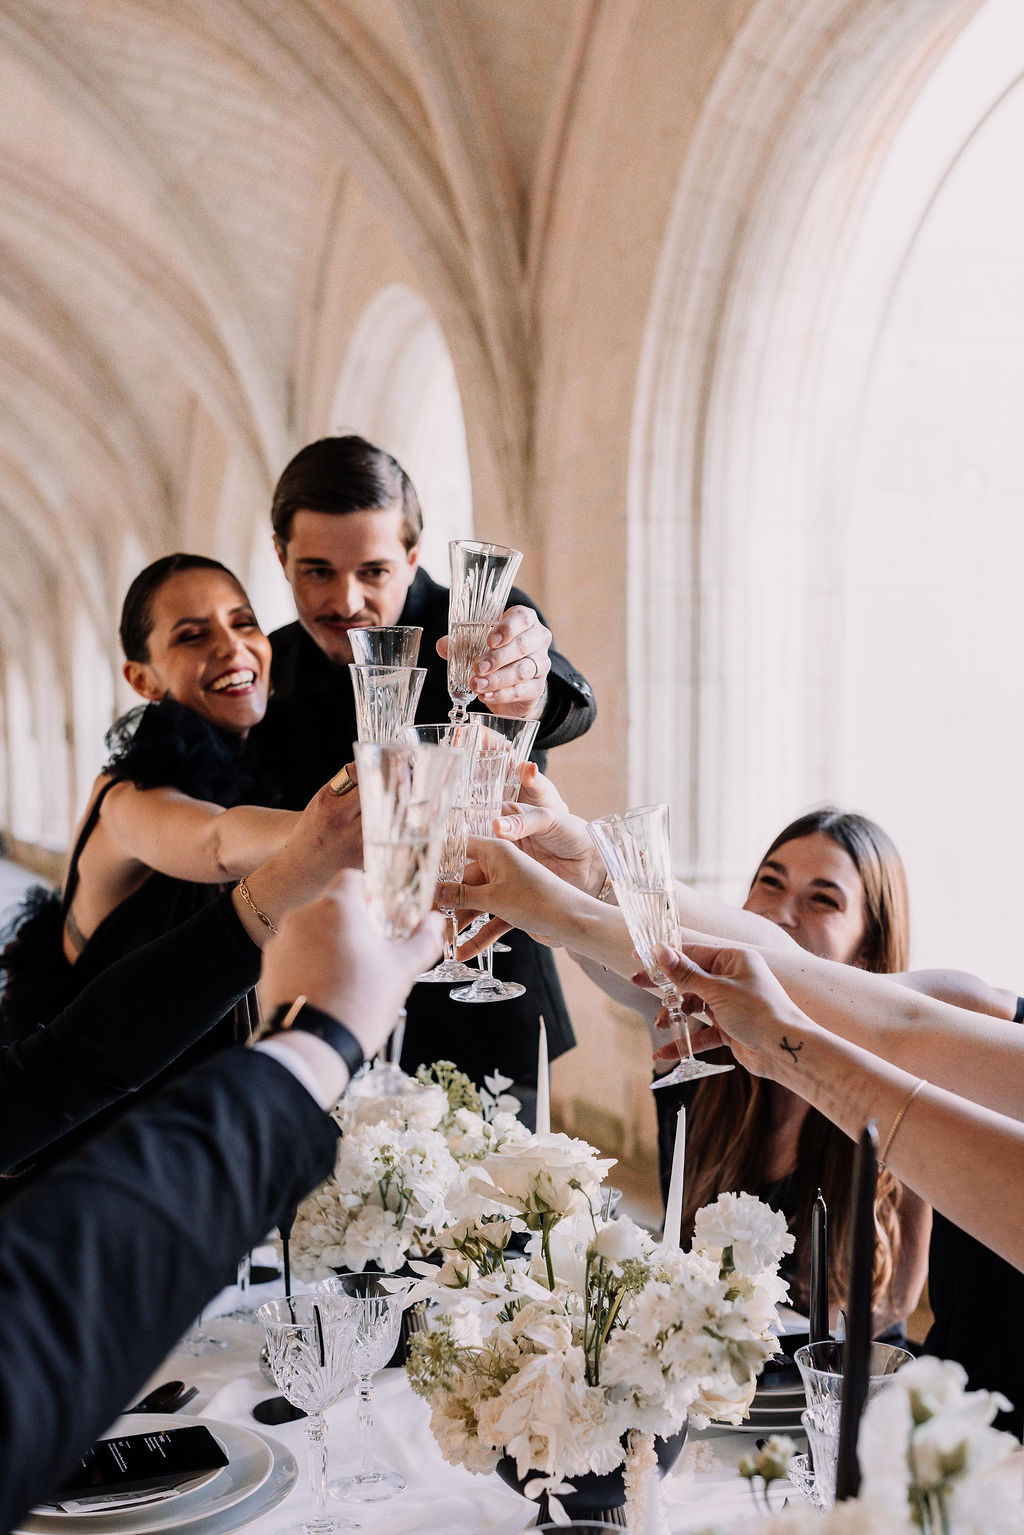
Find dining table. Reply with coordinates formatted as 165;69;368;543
16;1263;811;1535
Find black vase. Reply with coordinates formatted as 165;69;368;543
495;1423;687;1526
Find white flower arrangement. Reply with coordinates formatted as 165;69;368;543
406;1159;793;1517
285;1062;528;1279
702;1355;1024;1535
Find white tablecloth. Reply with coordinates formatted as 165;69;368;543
124;1270;799;1535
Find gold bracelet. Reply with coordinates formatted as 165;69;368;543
596;875;614;903
237;877;279;936
880;1077;926;1167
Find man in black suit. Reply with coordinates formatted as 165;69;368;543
254;436;597;1106
0;878;442;1532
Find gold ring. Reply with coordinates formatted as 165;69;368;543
329;765;357;797
526;654;540;681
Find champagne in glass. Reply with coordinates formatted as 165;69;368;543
450;750;521;1003
588;805;734;1086
446;541;523;723
362;837;433;939
355;740;463;942
403;721;484;983
447;621;492;717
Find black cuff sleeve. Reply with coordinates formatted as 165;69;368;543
535;648;597;751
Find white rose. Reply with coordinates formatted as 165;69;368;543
589;1216;647;1265
474;1133;615;1221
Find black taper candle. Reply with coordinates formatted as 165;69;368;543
280;1203;297;1320
835;1121;878;1501
809;1188;829;1345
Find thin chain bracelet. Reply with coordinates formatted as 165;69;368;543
880;1078;926;1167
236;877;279;936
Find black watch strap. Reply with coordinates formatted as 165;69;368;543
267;999;365;1079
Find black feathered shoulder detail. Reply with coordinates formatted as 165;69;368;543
0;885;71;1044
103;698;281;808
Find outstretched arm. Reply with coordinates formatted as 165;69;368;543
447;817;794;969
894;968;1019;1020
655;942;1024;1273
491;766;796;950
753;941;1024;1123
100;778;297;882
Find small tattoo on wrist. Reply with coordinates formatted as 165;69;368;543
779;1036;803;1063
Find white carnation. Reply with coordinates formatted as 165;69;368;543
693;1191;793;1274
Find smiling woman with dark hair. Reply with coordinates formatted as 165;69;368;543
0;554;357;1093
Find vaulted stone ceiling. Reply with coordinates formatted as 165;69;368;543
0;0;630;654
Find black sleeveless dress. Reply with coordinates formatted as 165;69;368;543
0;699;280;1175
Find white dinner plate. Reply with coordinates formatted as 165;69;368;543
20;1415;273;1535
735;1416;806;1434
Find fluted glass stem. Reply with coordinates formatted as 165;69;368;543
357;1376;375;1478
304;1413;331;1535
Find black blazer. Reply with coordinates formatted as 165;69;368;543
0;1048;338;1532
0;892;260;1176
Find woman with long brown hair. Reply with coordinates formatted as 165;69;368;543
445;780;932;1337
670;808;928;1335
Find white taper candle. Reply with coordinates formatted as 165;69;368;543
535;1015;550;1134
662;1105;685;1249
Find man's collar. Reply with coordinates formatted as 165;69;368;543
398;565;444;624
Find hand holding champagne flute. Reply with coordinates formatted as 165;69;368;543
446;541;522;724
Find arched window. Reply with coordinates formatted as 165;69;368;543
633;0;1023;975
331;285;473;580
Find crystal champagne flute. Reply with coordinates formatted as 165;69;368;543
450;749;521;1003
446;540;522;723
349;665;426;743
403;721;483;983
258;1295;361;1535
354;740;463;941
587;804;734;1086
348;627;422;668
473;715;540;952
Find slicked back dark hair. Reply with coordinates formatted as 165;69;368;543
271;435;423;550
119;553;239;662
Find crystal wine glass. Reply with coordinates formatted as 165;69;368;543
349;627;423;668
317;1274;414;1501
446;540;523;724
353;740;462;941
349;665;426;743
403;721;484;983
587;804;734;1086
258;1295;361;1535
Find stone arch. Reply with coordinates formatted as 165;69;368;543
331;284;474;580
630;0;988;890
